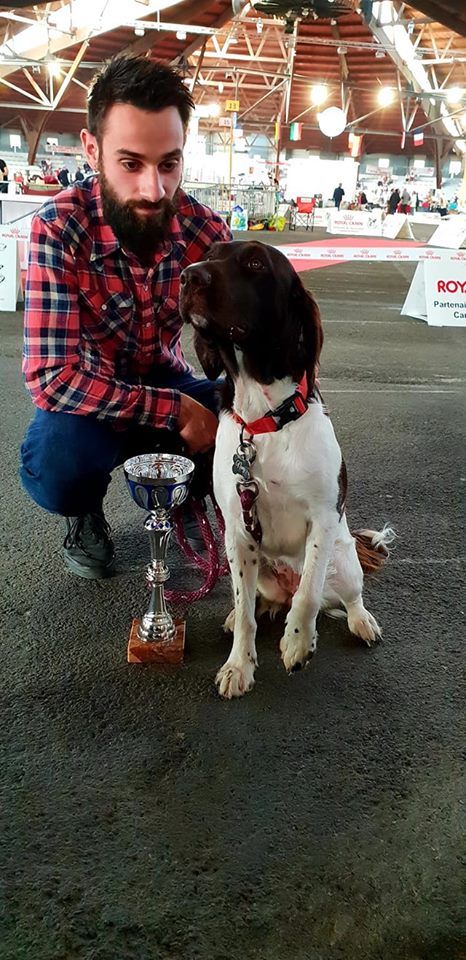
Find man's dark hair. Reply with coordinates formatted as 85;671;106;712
87;56;194;138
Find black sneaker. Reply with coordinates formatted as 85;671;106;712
63;509;115;579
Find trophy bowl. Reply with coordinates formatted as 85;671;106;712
123;453;195;659
123;452;195;512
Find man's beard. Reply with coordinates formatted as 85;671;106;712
100;168;180;262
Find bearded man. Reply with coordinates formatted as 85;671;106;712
20;56;231;579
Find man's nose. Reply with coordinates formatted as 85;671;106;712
180;263;212;289
140;169;165;203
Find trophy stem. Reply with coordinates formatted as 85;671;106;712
138;509;176;644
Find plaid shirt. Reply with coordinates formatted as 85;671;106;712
23;176;231;431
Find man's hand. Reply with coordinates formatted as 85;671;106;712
178;393;218;454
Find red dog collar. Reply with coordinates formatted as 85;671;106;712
231;373;311;436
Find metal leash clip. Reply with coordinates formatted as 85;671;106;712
232;435;256;483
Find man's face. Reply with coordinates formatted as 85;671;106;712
81;103;185;259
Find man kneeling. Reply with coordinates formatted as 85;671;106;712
20;56;231;578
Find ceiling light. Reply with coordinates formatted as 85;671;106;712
218;81;224;93
375;49;385;58
134;25;145;37
378;87;394;106
256;18;263;34
445;87;464;104
48;61;61;78
176;30;187;40
229;36;238;44
318;106;346;138
311;83;328;106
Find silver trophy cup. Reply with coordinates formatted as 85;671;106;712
123;453;195;651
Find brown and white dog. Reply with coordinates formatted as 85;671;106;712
180;240;394;699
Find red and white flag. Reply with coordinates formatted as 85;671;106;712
413;129;424;146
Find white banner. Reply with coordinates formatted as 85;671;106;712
312;208;330;227
401;262;466;327
400;263;427;322
424;264;466;326
277;244;466;264
427;215;466;249
327;208;383;236
0;237;19;311
381;214;414;240
0;217;33;270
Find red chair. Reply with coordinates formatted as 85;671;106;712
291;196;316;231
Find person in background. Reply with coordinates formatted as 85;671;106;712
0;157;9;194
57;167;71;188
399;186;411;214
83;161;92;175
20;55;232;580
387;187;400;215
74;164;84;182
436;189;448;217
332;182;345;210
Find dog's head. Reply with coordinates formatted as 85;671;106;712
179;240;323;389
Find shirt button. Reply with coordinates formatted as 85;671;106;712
102;304;107;311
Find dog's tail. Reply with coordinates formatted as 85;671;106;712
353;524;396;574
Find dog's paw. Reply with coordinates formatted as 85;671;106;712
223;609;235;633
280;623;317;673
347;606;382;647
216;658;256;699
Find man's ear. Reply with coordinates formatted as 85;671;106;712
289;278;323;389
193;329;225;381
80;129;100;171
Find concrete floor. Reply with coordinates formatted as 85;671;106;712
0;230;464;960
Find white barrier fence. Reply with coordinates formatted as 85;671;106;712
277;244;466;327
276;245;466;263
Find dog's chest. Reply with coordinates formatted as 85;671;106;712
214;407;341;559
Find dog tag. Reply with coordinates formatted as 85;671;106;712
232;452;252;481
232;439;256;482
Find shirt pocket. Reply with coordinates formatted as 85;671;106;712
79;288;135;346
156;295;181;335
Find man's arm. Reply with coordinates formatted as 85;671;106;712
23;215;180;431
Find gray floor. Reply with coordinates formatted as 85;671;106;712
0;231;464;960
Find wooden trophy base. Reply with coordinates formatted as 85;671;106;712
127;619;186;664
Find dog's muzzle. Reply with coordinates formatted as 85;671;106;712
180;262;212;291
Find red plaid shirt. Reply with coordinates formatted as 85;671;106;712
23;176;231;430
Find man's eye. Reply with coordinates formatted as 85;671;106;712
161;160;180;172
121;160;140;172
247;257;265;271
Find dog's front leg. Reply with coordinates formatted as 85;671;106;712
280;516;338;672
216;530;259;699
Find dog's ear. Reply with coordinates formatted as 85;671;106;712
193;329;225;381
289;277;323;390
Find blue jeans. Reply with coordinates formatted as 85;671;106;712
20;370;222;516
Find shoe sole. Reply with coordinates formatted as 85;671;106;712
64;554;115;580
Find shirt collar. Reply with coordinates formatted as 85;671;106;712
89;175;187;265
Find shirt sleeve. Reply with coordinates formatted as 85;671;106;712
23;215;180;431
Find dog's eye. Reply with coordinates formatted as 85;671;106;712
247;257;265;271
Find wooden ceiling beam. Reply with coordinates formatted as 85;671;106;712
408;1;466;38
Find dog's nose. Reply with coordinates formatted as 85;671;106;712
180;263;212;289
